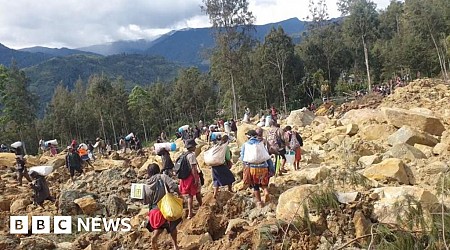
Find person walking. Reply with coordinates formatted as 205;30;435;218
65;146;84;182
240;130;271;207
230;119;238;137
16;157;32;186
143;163;181;250
284;126;303;170
210;135;235;198
78;144;94;168
267;121;287;175
179;139;202;219
29;171;55;208
157;148;175;177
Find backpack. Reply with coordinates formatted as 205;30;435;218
289;132;301;150
267;128;283;154
174;152;191;179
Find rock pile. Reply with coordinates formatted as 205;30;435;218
1;78;450;249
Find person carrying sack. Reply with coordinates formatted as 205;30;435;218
205;135;235;198
143;163;181;250
267;121;287;175
240;130;272;208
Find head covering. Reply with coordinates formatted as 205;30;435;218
246;130;257;137
67;146;73;150
184;139;197;149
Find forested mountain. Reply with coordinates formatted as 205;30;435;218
19;46;99;57
0;43;53;67
77;39;157;56
24;54;180;107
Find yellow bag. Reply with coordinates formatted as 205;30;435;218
157;184;183;221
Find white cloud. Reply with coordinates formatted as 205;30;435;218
0;0;392;49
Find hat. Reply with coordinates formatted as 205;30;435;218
67;146;73;150
246;130;257;137
184;139;197;149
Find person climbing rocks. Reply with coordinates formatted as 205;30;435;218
65;146;84;182
29;171;55;208
16;157;32;186
143;163;181;250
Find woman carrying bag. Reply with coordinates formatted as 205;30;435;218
205;135;236;198
143;163;182;250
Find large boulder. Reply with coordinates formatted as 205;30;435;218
371;186;439;224
297;166;330;184
419;161;449;175
73;196;99;215
10;198;32;213
387;125;438;147
359;124;397;141
382;107;445;136
358;154;382;168
46;157;66;169
179;233;213;250
106;195;128;216
286;108;315;127
130;156;147;169
433;143;450;156
384;143;427;161
339;108;385;125
58;190;92;215
276;184;319;221
363;158;413;185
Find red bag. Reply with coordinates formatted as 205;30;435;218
148;209;166;229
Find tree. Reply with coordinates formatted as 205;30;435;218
201;0;255;119
404;0;449;81
340;0;379;91
0;64;38;153
128;86;150;142
262;27;295;114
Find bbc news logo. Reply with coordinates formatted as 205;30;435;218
10;216;131;234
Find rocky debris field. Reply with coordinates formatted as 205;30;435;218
1;78;450;249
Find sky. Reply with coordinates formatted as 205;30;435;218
0;0;391;50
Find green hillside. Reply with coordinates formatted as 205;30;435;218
24;54;180;106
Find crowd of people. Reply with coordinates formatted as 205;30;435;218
7;105;307;249
145;116;303;249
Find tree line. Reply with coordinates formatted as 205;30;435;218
0;0;448;154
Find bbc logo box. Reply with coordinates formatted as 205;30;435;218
10;216;131;234
10;216;72;234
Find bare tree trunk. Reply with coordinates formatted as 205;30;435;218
327;58;332;83
430;31;447;82
230;73;238;120
110;116;117;147
140;112;148;143
362;36;372;92
100;113;107;142
19;128;27;155
281;73;287;115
